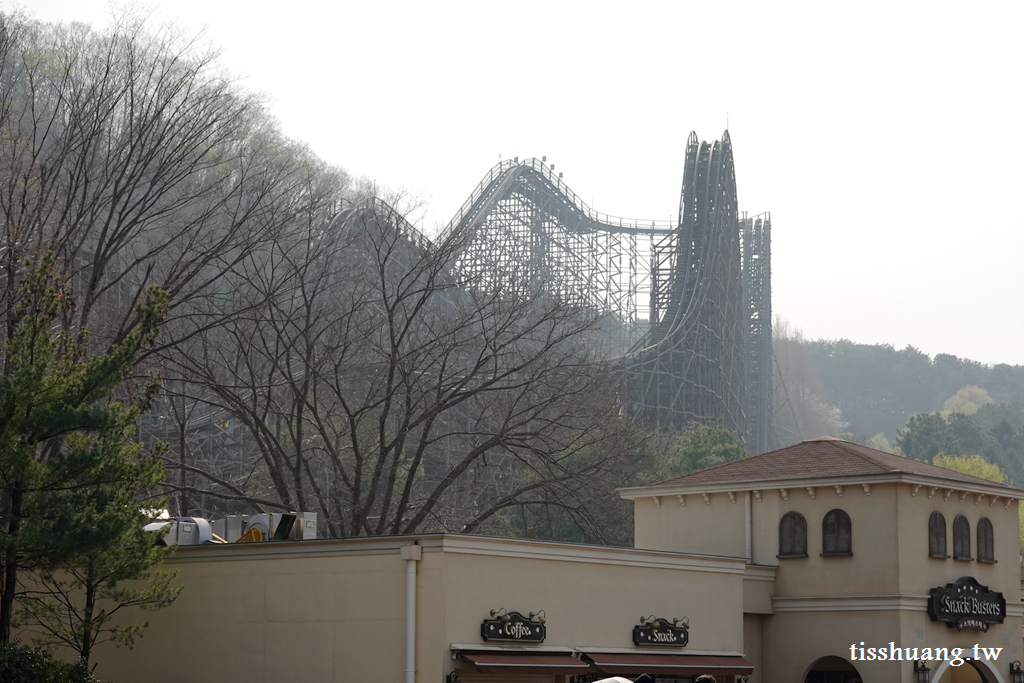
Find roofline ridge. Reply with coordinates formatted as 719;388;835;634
829;439;896;470
642;438;1016;491
620;470;1024;498
646;442;791;487
832;440;1005;487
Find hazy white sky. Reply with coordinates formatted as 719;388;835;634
18;0;1024;366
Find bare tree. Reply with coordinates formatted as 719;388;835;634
0;12;630;558
171;198;625;537
772;317;850;443
0;12;348;641
151;151;352;518
0;14;320;356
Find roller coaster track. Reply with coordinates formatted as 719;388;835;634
621;132;746;436
441;157;677;238
342;132;775;450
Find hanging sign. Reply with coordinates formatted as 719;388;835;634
632;616;689;646
928;577;1005;632
481;611;546;643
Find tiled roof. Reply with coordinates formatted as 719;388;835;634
644;437;1021;491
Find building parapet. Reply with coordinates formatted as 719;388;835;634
166;532;752;574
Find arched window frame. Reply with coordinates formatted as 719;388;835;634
977;517;995;563
778;511;808;558
821;509;852;556
928;511;947;558
952;514;972;560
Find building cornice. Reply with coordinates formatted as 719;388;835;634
773;594;929;612
167;534;426;563
772;594;1024;617
431;535;748;573
743;564;778;582
166;532;748;573
620;472;1024;503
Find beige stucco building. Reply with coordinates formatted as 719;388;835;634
620;437;1024;683
77;438;1023;682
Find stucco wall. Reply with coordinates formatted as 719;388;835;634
771;482;901;597
743;613;764;683
78;535;748;683
438;548;744;653
90;541;411;683
762;610;903;683
895;482;1021;600
628;472;1024;683
634;491;748;558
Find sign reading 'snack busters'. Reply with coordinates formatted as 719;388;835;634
928;576;1005;632
480;611;546;643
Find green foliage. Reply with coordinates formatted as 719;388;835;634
807;340;934;441
0;255;176;662
946;411;989;455
943;385;994;416
898;407;1024;556
643;421;750;484
1019;502;1024;561
866;432;893;453
932;454;1006;483
895;413;959;462
805;339;1024;441
0;643;99;683
16;422;182;663
896;404;1024;486
931;453;1024;560
974;404;1024;456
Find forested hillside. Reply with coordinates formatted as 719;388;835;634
804;340;1024;442
772;328;1024;487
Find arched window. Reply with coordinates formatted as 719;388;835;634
822;509;852;556
953;514;972;560
778;512;807;557
928;511;947;558
977;517;994;562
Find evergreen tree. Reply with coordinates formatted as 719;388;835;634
895;413;959;462
16;411;180;667
647;420;751;480
0;256;170;646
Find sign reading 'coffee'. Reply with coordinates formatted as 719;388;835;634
480;611;546;643
928;576;1005;632
632;616;689;647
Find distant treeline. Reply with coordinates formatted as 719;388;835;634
804;340;1024;441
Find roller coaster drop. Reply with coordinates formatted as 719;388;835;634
360;131;775;452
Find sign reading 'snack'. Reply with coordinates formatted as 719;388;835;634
480;610;546;643
928;576;1005;632
632;615;689;647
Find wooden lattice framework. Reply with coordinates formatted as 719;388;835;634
438;132;776;449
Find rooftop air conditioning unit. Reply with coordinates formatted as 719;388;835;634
218;512;318;543
143;517;213;546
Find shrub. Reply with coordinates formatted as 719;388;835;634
0;643;99;683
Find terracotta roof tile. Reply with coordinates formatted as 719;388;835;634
645;437;1021;491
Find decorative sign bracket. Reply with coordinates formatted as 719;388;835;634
480;609;547;643
632;615;689;646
